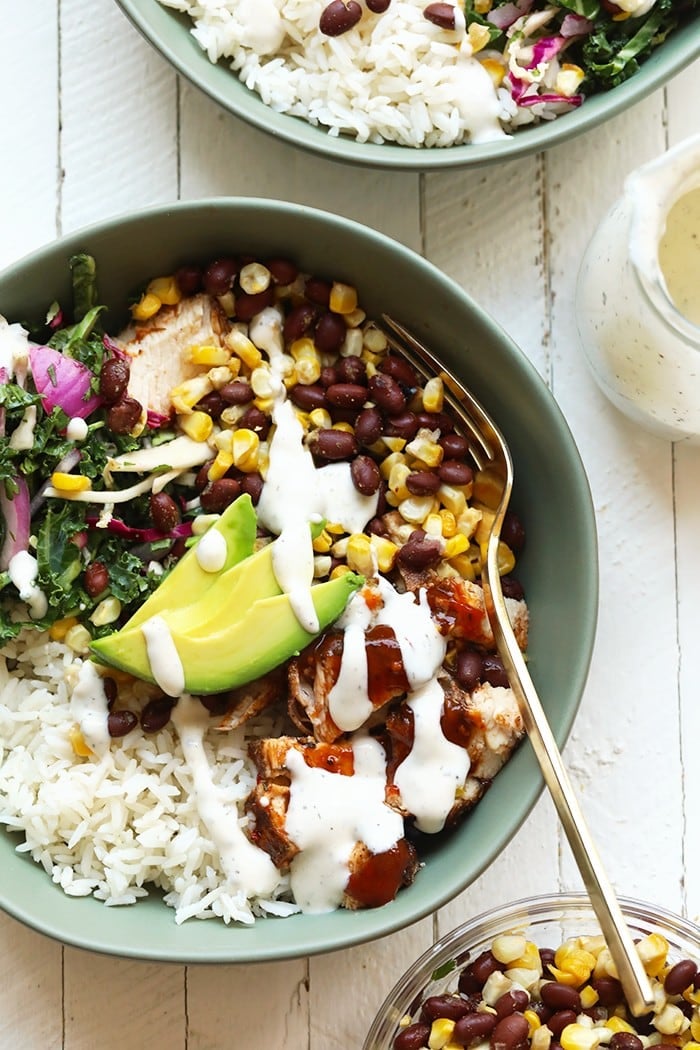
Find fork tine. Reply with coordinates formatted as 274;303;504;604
380;315;494;472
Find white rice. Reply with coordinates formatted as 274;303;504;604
0;630;296;924
159;0;525;147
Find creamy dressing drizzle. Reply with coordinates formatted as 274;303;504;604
141;615;186;697
251;307;378;632
66;416;89;442
70;661;111;755
375;577;446;688
8;551;48;619
284;734;403;913
394;677;470;834
0;315;30;382
9;406;37;450
195;526;228;573
450;52;508;145
171;694;279;900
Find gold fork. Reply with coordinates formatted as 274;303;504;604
380;315;654;1017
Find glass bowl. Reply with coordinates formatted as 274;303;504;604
364;893;700;1049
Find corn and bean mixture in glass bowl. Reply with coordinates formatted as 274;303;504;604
364;896;700;1050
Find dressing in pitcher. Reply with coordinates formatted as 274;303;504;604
576;135;700;442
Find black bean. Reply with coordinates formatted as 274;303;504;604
336;355;367;385
220;380;255;405
491;1012;529;1050
609;1036;644;1050
384;411;419;441
108;710;138;738
380;354;419;389
240;472;263;505
424;2;457;29
239;406;270;439
541;983;581;1014
548;1011;578;1039
459;950;503;992
351;455;381;496
355;406;384;446
315;312;347;354
174;264;202;296
235;286;275;321
313;428;358;461
284;302;317;343
440;433;469;458
406;470;441;496
415;410;453;433
438;460;474;487
369;372;406;416
366;0;391;9
102;677;117;707
482;654;509;688
84;562;109;598
397;530;442;570
106;396;142;435
325;383;368;410
140;696;175;734
455;648;483;691
495;990;529;1018
203;257;238;297
196;391;225;420
500;576;525;601
393;1023;430;1050
200;478;241;513
305;277;332;305
289;384;328;411
664;959;698;995
454;1012;497;1046
421;994;471;1022
501;511;526;553
319;0;362;35
266;258;298;285
150;492;181;533
99;358;130;404
320;365;339;388
591;977;623;1006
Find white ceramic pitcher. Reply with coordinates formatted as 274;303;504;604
576;134;700;442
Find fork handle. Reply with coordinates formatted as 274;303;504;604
486;577;655;1016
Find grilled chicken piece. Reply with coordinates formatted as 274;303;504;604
215;669;285;731
246;735;417;908
385;671;525;827
116;293;230;416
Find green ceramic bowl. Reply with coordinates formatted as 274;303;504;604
115;0;700;171
0;199;597;962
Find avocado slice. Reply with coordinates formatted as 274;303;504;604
90;571;363;694
121;493;257;632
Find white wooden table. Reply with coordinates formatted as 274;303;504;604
0;3;698;1047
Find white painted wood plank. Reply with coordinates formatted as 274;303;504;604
178;83;422;249
63;950;185;1049
0;1;59;268
546;95;684;909
59;0;179;235
187;960;309;1049
0;913;62;1048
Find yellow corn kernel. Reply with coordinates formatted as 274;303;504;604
178;410;213;442
188;343;230;366
474;0;491;11
212;429;234;455
309;407;332;430
551;943;596;986
295;358;322;385
593;947;618;980
636;934;669;977
254;396;275;415
69;725;92;758
208;450;234;481
147;275;182;306
291;337;317;361
51;472;90;493
425;512;444;537
474;506;496;545
429;1018;456;1050
450;552;478;581
497;541;516;576
312;529;333;554
64;623;92;654
170;374;214;414
439;483;468;519
388;461;412;500
604;1018;636;1035
472;467;503;509
492;935;528;965
380;450;406;481
89;597;122;627
232;428;259;472
556;62;585;97
531;1026;552;1050
239;262;271;295
524;1011;542;1037
406;430;444;468
580;986;599;1010
226;329;263;371
249;365;276;400
131;292;161;321
508;940;542;974
329;282;358;315
439;509;458;537
49;616;79;641
691;1018;700;1042
346;533;375;576
370;534;399;574
422;376;444;413
654;1004;687;1036
560;1024;600;1050
468;21;491;52
332;421;355;435
330;563;353;580
399;495;436;525
381;436;407;454
445;533;470;560
479;55;506;87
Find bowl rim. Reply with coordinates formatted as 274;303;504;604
0;197;599;962
364;891;700;1049
113;0;700;172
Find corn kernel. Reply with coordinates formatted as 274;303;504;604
439;509;458;537
655;1004;687;1036
472;467;503;509
388;461;411;498
551;944;596;986
493;935;528;965
178;410;213;442
239;262;271;295
329;282;358;315
295;357;322;385
498;541;516;576
525;1010;542;1036
69;725;92;758
560;1023;600;1050
508;940;543;973
232;428;259;472
482;971;514;1006
332;421;355;435
423;376;444;413
51;472;91;493
326;522;346;535
691;1019;700;1042
475;507;496;545
369;534;399;573
425;512;444;537
90;597;122;626
346;533;375;576
399;495;436;525
479;55;506;87
330;564;353;580
474;0;491;10
449;552;478;581
429;1018;456;1050
313;529;333;554
439;483;468;518
406;430;443;468
146;275;182;306
381;436;407;454
218;290;236;317
468;21;491;52
226;329;263;370
208;450;234;481
445;534;470;559
604;1018;636;1035
309;407;332;430
580;986;599;1009
363;325;388;353
254;396;275;415
556;63;585;97
637;934;669;977
188;343;230;366
170;374;214;414
131;292;161;321
532;1026;553;1050
49;616;79;641
65;623;92;654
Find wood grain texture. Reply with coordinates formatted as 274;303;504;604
0;7;698;1045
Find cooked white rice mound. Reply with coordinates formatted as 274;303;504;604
159;0;519;147
0;630;295;924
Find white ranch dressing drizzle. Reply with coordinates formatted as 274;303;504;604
0;316;29;381
171;694;280;900
394;676;470;834
327;591;374;732
8;551;47;619
375;577;446;687
450;52;508;146
195;526;228;573
251;307;378;632
66;416;89;442
284;734;403;913
141;615;185;697
9;406;37;450
70;661;111;755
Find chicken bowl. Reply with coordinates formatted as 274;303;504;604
0;198;597;962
